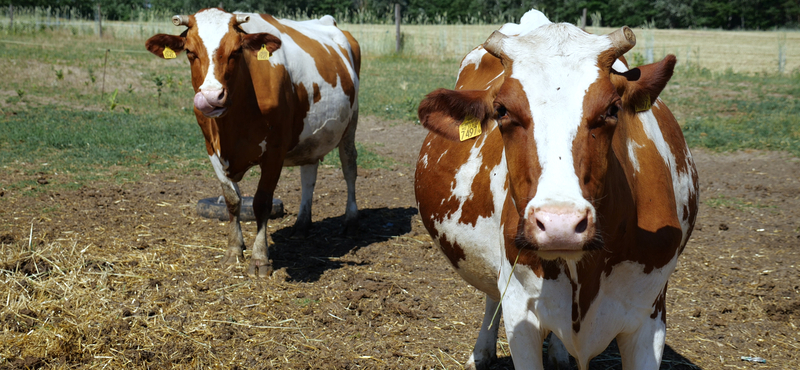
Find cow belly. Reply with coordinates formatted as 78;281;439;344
416;131;508;300
284;105;353;166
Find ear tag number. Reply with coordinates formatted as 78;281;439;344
635;94;652;112
163;46;177;59
257;45;270;61
459;115;482;141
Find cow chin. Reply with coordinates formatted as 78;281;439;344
201;107;228;118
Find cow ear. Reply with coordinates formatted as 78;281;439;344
145;34;185;59
418;88;493;141
242;33;282;57
611;54;676;113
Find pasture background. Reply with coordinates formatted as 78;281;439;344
1;18;799;369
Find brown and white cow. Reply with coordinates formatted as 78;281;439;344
145;8;360;276
415;10;698;370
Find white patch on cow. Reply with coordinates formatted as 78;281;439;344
431;134;508;297
498;9;552;36
195;9;233;92
506;24;609;219
450;143;483;202
210;154;235;187
420;153;429;168
259;139;267;156
627;139;644;172
458;48;487;81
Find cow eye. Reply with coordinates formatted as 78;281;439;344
496;105;507;119
606;104;619;119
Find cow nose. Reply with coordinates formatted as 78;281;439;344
529;206;594;251
201;89;226;107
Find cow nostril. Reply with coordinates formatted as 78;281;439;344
218;91;225;101
575;218;588;233
536;219;546;232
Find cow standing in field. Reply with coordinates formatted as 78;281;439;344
415;10;698;370
145;8;360;277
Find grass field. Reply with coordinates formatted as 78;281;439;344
0;24;799;191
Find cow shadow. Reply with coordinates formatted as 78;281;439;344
488;340;701;369
269;206;418;282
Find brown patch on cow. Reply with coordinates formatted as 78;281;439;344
651;284;668;323
436;234;467;269
493;78;541;216
312;83;321;104
264;15;358;107
574;74;620;202
340;30;361;78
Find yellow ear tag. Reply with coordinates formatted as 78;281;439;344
459;114;482;141
257;45;270;61
163;46;177;59
635;94;652;112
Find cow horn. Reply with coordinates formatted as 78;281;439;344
235;14;250;25
483;30;508;60
172;15;189;26
607;26;636;57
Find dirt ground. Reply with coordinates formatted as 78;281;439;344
1;116;799;369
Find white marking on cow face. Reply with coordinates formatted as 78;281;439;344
503;24;611;244
194;9;233;92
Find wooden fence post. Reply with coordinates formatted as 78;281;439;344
8;4;13;30
395;4;401;53
97;4;102;38
580;8;587;30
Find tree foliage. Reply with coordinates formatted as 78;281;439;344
3;0;799;29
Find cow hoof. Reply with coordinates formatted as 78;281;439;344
291;223;311;239
343;221;358;237
465;357;491;370
247;259;273;277
222;247;244;265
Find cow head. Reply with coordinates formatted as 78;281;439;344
145;8;281;118
418;24;676;261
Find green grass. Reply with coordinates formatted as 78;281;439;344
360;54;458;121
321;142;397;170
704;195;773;210
663;68;800;156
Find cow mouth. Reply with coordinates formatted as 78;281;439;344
201;106;227;118
536;250;586;261
193;91;228;118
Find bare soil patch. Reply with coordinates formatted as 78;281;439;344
1;117;798;369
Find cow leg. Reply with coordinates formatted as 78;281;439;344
293;163;318;238
338;109;359;235
616;311;666;369
545;333;570;370
502;294;546;370
466;295;500;370
210;154;246;265
248;161;283;277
